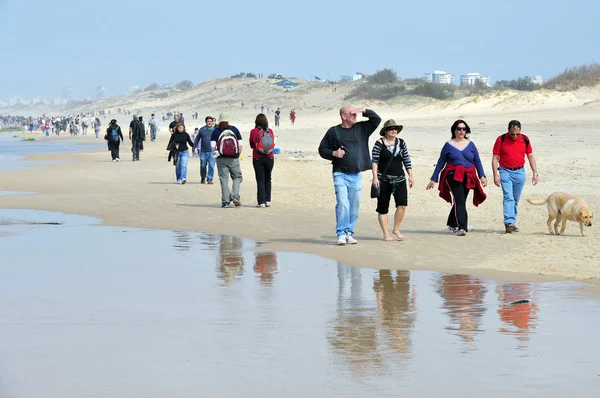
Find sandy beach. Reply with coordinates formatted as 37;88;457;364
2;81;599;282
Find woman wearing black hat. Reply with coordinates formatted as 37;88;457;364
371;119;414;241
104;119;124;161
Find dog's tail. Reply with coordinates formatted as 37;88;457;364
527;197;548;205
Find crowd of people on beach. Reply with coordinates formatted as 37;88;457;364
3;104;540;244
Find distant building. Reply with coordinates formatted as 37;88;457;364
339;75;352;82
461;73;491;87
9;97;22;106
32;97;42;105
532;76;544;85
352;73;364;81
423;70;454;85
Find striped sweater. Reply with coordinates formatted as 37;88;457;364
371;138;412;182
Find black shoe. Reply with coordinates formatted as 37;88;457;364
201;178;206;184
221;202;230;208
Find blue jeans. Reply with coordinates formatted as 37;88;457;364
499;167;526;225
176;150;189;181
333;172;362;237
200;151;215;180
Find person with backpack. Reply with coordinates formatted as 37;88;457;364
249;113;276;207
167;122;195;184
128;114;145;161
491;120;539;234
104;119;124;161
210;113;244;208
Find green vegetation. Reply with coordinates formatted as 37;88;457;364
175;79;194;90
144;83;160;91
367;68;399;84
544;63;600;91
495;76;541;91
21;137;35;141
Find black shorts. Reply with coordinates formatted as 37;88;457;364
376;179;408;214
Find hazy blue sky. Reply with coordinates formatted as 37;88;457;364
1;0;598;100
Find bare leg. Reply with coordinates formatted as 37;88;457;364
378;214;393;241
392;206;406;240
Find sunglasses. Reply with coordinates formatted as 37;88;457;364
456;127;467;131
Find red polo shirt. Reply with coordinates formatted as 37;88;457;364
492;133;532;169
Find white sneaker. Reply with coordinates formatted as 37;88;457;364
181;179;186;185
337;236;347;246
176;180;181;184
265;202;271;207
346;233;358;244
115;158;119;162
448;226;458;233
112;159;116;162
456;229;466;236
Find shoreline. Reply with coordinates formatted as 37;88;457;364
1;117;599;284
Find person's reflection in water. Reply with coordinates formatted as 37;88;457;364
173;231;193;251
436;274;487;353
328;263;382;376
216;235;245;284
497;283;538;345
198;232;219;250
373;270;417;357
253;252;278;286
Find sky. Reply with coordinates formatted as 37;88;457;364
1;0;599;101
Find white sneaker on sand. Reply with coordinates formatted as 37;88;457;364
115;158;119;162
337;236;347;246
456;229;466;236
448;226;458;233
346;233;358;244
265;202;271;207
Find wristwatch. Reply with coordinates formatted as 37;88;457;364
534;173;539;176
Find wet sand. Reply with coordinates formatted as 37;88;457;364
1;210;599;397
0;108;599;282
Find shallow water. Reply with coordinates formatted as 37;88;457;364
0;134;101;173
0;209;599;397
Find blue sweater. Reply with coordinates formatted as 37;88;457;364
431;141;486;182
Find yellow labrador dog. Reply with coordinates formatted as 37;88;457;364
527;192;593;236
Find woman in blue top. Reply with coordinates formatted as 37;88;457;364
426;120;488;236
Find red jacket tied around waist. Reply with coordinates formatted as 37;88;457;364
438;164;487;207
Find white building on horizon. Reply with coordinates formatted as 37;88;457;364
423;70;454;85
461;73;491;87
532;75;544;85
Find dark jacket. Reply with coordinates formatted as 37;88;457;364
318;109;381;174
104;124;124;148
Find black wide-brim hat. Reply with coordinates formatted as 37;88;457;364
379;119;404;136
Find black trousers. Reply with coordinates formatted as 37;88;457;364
109;142;120;160
446;174;470;231
131;138;143;160
253;158;274;204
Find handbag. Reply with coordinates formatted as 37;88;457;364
371;138;398;198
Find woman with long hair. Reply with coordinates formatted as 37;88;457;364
167;122;194;184
426;119;488;236
249;113;275;207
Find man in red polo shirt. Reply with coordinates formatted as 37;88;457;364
492;120;539;233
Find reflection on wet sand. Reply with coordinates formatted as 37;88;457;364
497;283;538;344
328;264;417;376
173;230;193;251
436;274;487;353
216;235;245;283
253;252;278;286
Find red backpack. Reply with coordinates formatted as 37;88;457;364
255;128;275;155
217;129;240;157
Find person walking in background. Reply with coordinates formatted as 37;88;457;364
193;116;216;184
318;106;381;245
211;113;243;207
274;108;281;127
290;109;296;125
104;119;123;161
249;113;276;208
191;128;199;157
129;115;145;161
492;120;539;233
426;119;488;236
371;119;414;241
167;122;195;184
148;113;159;142
93;117;101;138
